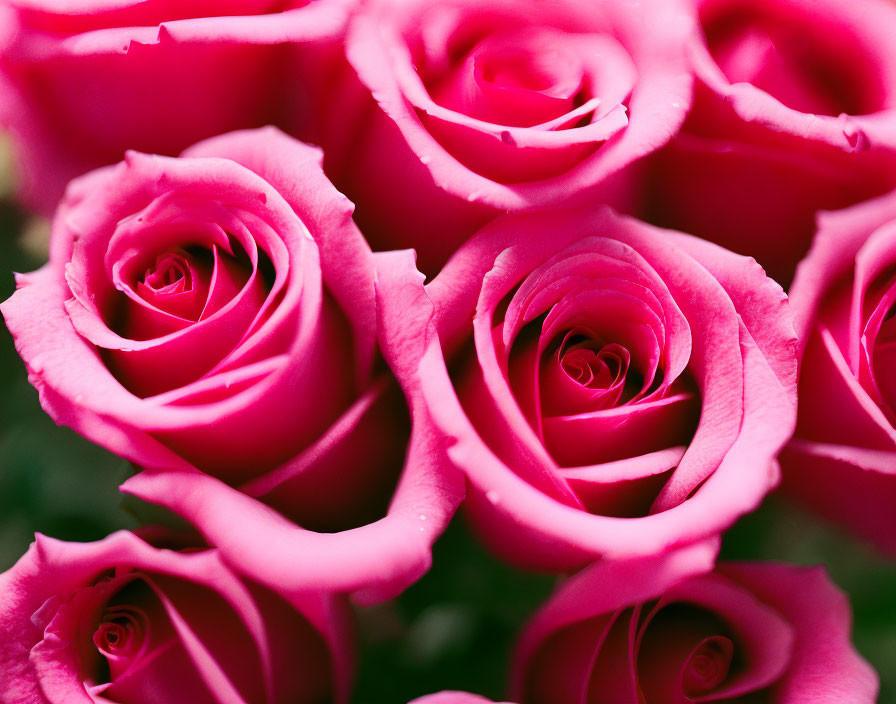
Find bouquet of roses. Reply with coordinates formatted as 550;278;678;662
0;0;894;702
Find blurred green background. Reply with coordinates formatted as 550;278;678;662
1;193;895;703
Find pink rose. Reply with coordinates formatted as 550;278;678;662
780;191;896;556
411;695;507;704
644;0;896;284
1;128;462;603
390;206;797;570
0;0;354;214
329;0;694;274
0;530;354;704
513;543;878;703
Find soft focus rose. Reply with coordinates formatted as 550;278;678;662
780;191;896;556
411;694;508;704
0;0;355;214
1;128;463;603
328;0;694;274
513;543;877;703
0;530;353;704
393;205;797;570
644;0;896;285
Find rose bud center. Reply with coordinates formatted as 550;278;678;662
131;247;216;324
682;635;735;695
92;603;151;681
432;27;587;128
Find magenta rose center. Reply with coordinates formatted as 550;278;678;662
80;572;334;704
105;235;270;398
133;248;214;322
93;611;145;660
636;603;739;703
541;330;638;414
431;27;587;128
681;635;735;695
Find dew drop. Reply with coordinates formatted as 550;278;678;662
486;490;500;504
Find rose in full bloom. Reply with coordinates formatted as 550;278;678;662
0;0;355;214
512;543;878;703
780;191;896;556
330;0;694;273
0;530;354;704
394;205;797;570
644;0;896;285
1;128;462;603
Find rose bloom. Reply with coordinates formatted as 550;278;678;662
329;0;694;274
780;191;896;556
0;530;353;704
411;695;507;704
644;0;896;285
513;542;878;704
0;0;354;214
394;205;797;570
1;128;462;603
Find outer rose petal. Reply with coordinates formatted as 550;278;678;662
780;441;896;557
719;563;878;703
411;694;511;704
0;0;355;214
0;531;354;704
330;0;694;274
790;191;896;346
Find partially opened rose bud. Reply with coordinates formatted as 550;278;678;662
513;544;877;704
0;531;354;704
0;0;355;214
781;190;896;555
329;0;694;274
644;0;896;285
391;206;797;570
1;128;463;603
